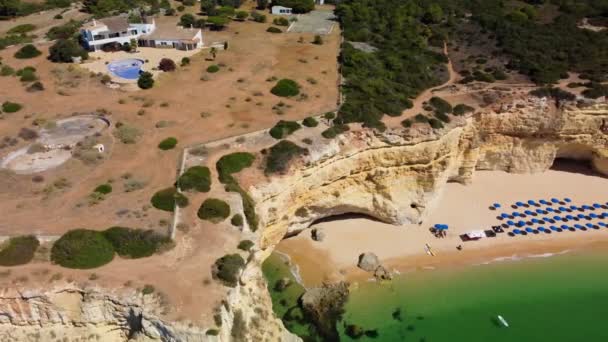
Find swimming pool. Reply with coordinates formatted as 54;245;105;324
107;58;144;80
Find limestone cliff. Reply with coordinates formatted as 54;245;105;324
250;99;608;249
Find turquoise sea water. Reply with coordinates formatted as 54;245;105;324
264;251;608;341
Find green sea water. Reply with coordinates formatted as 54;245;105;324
263;251;608;342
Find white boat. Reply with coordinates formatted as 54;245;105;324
498;315;509;327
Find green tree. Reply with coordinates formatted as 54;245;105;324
179;13;196;27
48;39;88;63
256;0;267;10
207;15;229;29
0;0;21;17
137;72;154;89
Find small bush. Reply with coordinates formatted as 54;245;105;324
251;11;266;23
231;214;244;227
113;124;142;144
434;111;450;123
269;120;301;139
102;227;170;259
321;124;349;139
271;79;300;97
429;118;444;129
0;65;15;76
235;11;248;20
14;44;42;59
158;137;178;150
429;97;452;114
18;127;38;140
181;57;190;66
267;26;282;33
237;239;254;251
265;140;307;174
313;35;323;45
2;101;22;113
0;236;39;266
18;68;37;82
213;254;245;287
51;229;115;269
178;166;211;192
7;24;36;34
273;17;289;26
138;72;154;89
302;117;318;127
207;65;220;73
216;152;256;184
26;81;44;92
94;184;112;194
158;58;176;72
401;119;412;128
453;104;475;116
198;198;231;223
151;187;189;212
414;114;429;123
324;112;336;120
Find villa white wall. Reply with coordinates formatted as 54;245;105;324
272;6;292;15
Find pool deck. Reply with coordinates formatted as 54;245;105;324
80;47;203;84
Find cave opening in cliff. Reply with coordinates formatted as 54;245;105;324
282;213;385;240
550;158;603;177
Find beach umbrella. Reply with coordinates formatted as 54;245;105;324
507;220;515;226
516;220;525;227
593;203;602;209
599;222;607;227
561;225;570;230
546;208;554;212
564;198;572;203
590;213;599;219
531;218;540;224
525;227;535;233
558;206;568;212
494;203;501;208
535;209;545;214
566;215;575;220
528;200;536;206
577;214;586;219
586;223;594;229
583;205;592;211
550;226;560;232
574;224;584;229
570;205;578;210
501;213;510;219
513;229;522;234
553;216;562;221
516;201;525;207
540;199;548;205
537;227;546;232
513;212;522;217
525;210;534;216
551;198;560;203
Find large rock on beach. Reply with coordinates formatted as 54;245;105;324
311;228;325;242
357;252;380;272
373;265;392;281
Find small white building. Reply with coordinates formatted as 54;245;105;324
272;6;293;15
81;15;203;51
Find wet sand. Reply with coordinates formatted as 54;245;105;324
276;167;608;287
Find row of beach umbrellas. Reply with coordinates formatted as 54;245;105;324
511;222;608;235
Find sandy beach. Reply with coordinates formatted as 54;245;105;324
276;165;608;287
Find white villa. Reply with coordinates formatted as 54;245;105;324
81;15;203;51
272;6;293;15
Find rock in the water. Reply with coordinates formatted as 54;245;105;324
373;265;392;280
300;282;349;340
311;228;325;241
357;253;380;272
274;277;291;291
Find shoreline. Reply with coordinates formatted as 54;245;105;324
275;169;608;288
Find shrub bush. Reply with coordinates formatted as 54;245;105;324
273;17;289;26
414;114;429;123
434;111;450;123
46;20;81;40
453;104;475;116
266;26;282;33
251;11;266;23
138;72;154;89
51;229;115;269
265;140;307;174
271;79;300;97
207;64;220;73
26;81;44;92
302;117;318;127
269;120;301;139
178;166;211;192
158;58;176;72
216;152;255;184
181;57;190;66
2;101;22;113
18;127;38;140
48;39;88;63
323;112;335;120
158;137;178;150
151;187;189;212
213;254;245;287
14;44;41;59
231;214;244;227
237;239;254;251
429;97;452;114
102;227;170;259
0;235;39;266
313;35;323;45
18;68;37;82
530;87;576;101
429;118;444;129
7;24;36;34
0;65;15;76
321;124;349;139
94;184;112;194
401;119;412;128
235;10;248;20
113;123;142;144
198;198;231;222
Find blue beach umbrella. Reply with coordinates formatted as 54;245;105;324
525;227;535;233
594;203;602;209
577;214;586;219
558;206;568;212
586;223;594;229
525;210;535;216
513;212;521;217
550;226;560;232
537;227;546;232
551;198;560;203
494;203;501;208
574;224;584;229
507;220;515;226
564;198;572;203
528;200;536;206
517;220;526;227
513;229;522;235
561;225;570;230
546;208;554;212
599;222;607;227
570;205;578;210
531;218;540;224
583;205;592;211
535;209;545;214
516;201;525;207
540;199;548;205
566;215;575;220
590;213;599;219
501;213;510;219
553;216;562;221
